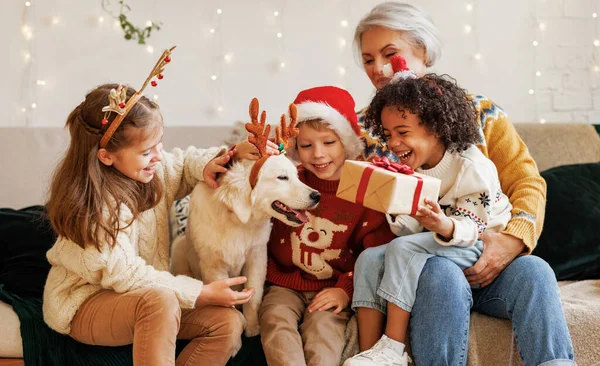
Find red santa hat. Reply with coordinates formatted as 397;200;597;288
287;86;364;162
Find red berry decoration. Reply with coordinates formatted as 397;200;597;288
164;56;171;63
118;102;126;108
101;119;108;125
157;73;164;79
151;80;158;87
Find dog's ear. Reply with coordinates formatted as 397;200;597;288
229;197;253;224
220;181;254;224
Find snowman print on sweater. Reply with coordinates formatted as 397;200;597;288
291;212;348;280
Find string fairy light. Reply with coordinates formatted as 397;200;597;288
336;0;352;89
531;0;546;123
209;3;225;115
224;52;234;64
273;1;287;72
465;2;481;62
17;0;38;126
593;0;600;94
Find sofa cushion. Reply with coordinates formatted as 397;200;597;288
0;300;23;358
534;163;600;280
513;124;600;172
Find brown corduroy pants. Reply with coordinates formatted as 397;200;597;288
69;287;244;366
259;285;353;366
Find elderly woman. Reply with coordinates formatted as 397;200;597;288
346;2;575;366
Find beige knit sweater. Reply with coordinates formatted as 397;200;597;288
43;146;226;335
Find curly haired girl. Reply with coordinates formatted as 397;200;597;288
344;56;513;366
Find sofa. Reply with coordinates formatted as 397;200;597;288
1;123;599;365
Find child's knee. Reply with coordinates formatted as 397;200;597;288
385;237;410;257
355;246;385;272
213;307;245;338
138;287;181;321
259;302;300;336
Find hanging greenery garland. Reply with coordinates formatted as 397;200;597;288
102;0;161;44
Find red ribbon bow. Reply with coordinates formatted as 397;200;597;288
372;157;414;174
356;157;423;215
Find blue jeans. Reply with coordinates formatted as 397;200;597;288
376;232;483;313
353;244;575;366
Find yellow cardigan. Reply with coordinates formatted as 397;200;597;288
357;94;546;253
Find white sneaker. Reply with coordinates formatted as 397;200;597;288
343;335;411;366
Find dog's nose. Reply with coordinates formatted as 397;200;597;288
310;191;321;203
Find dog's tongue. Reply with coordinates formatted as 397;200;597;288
291;208;308;223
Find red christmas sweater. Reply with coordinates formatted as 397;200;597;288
266;167;395;299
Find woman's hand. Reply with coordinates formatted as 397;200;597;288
203;150;235;188
307;288;349;314
234;140;280;161
195;276;255;307
412;198;454;239
464;232;525;288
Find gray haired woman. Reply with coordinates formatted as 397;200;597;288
345;2;575;366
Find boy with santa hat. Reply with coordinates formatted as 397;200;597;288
258;86;395;366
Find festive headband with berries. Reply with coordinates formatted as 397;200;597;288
382;55;442;94
245;98;299;189
99;46;176;148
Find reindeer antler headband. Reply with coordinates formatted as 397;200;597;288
99;46;176;148
245;98;298;189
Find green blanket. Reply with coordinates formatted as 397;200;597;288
0;285;266;365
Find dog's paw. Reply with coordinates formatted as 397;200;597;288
244;325;260;337
230;335;243;357
244;323;260;337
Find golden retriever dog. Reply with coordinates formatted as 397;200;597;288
171;100;320;341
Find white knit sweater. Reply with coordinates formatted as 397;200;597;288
388;145;512;247
43;146;225;335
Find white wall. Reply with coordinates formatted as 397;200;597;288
2;0;598;128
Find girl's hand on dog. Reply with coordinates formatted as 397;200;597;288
203;150;235;188
412;197;454;239
308;287;349;314
234;140;280;160
195;276;255;307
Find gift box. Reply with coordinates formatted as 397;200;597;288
336;157;441;215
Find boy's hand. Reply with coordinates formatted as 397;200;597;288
234;140;280;161
412;197;454;239
308;288;349;314
203;150;235;188
195;277;255;307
